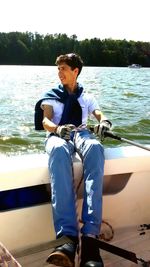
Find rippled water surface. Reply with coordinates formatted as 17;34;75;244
0;65;149;155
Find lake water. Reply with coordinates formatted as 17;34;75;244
0;65;150;155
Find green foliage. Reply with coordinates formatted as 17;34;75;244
0;31;150;66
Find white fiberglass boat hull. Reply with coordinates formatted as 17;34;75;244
0;145;150;265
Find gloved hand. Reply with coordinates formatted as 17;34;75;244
94;120;112;140
56;124;75;140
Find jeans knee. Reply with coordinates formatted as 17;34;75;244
93;141;104;155
51;143;68;159
86;139;104;155
46;138;67;157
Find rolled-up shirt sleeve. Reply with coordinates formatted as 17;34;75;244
88;95;100;113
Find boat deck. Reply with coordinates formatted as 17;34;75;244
11;225;150;267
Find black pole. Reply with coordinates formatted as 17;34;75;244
88;126;150;152
104;131;150;152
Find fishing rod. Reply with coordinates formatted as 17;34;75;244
88;126;150;152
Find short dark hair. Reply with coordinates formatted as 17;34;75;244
55;53;83;76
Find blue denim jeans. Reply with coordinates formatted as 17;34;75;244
45;130;104;237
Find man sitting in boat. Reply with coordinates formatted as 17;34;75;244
35;53;112;267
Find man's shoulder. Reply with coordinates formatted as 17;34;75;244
81;91;95;100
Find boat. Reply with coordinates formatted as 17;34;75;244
0;144;150;266
128;64;142;69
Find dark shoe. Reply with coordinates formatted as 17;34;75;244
46;236;78;267
80;236;104;267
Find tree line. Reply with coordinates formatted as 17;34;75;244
0;31;150;67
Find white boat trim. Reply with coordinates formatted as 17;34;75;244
0;145;150;193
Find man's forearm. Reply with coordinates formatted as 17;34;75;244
42;117;58;132
93;110;108;122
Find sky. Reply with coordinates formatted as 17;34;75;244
0;0;150;42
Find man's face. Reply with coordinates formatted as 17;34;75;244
57;63;78;86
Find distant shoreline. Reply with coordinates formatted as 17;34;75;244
0;32;150;67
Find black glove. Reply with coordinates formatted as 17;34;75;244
94;120;112;140
56;124;75;140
